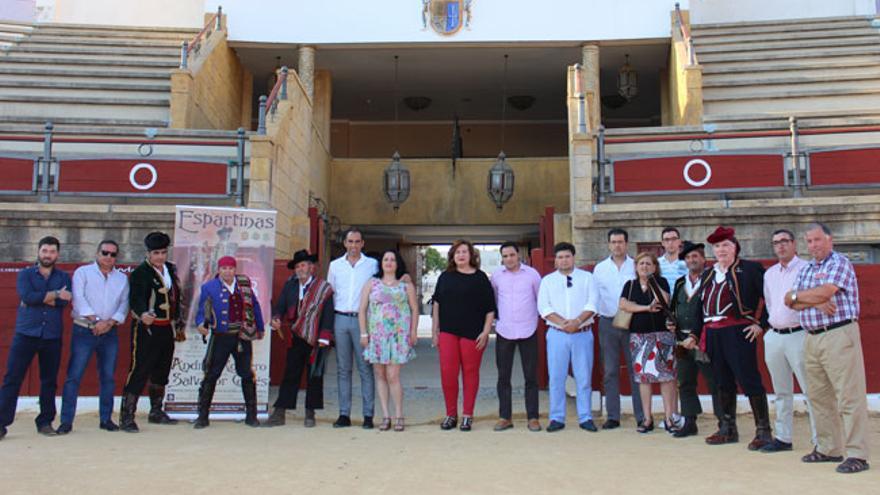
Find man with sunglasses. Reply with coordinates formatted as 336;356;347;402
57;240;129;434
119;231;185;432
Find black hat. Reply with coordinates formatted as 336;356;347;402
144;231;171;251
287;249;318;269
679;240;705;261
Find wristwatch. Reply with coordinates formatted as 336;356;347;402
789;292;798;303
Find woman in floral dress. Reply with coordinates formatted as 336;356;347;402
358;250;419;431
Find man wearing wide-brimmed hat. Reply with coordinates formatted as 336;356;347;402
666;240;721;438
265;250;335;428
119;231;185;433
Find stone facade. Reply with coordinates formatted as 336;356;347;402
170;26;253;131
248;68;332;260
0;203;174;263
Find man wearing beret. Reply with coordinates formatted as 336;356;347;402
701;226;773;451
266;250;335;427
666;240;721;438
193;256;265;429
119;231;185;433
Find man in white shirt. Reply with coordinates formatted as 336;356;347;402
592;228;644;429
538;242;599;432
327;228;378;429
761;228;817;453
57;240;129;434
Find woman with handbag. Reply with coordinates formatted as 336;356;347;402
618;252;677;434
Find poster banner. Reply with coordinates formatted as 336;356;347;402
167;205;277;419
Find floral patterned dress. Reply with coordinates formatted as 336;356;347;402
363;278;416;364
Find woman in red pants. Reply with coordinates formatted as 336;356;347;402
431;239;496;431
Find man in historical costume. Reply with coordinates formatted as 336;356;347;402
193;256;265;429
666;241;721;438
119;231;185;433
266;250;335;428
701;226;773;451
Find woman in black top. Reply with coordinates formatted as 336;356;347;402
619;252;677;433
431;239;496;431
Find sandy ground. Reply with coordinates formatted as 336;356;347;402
1;339;878;494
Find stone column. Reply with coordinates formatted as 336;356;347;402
581;43;601;132
298;45;316;102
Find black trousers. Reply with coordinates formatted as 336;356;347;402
677;348;721;419
202;333;254;386
706;324;766;397
123;323;174;395
496;332;539;420
274;334;324;410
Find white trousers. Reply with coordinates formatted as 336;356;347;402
763;329;817;445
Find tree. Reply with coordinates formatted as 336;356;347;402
424;247;445;273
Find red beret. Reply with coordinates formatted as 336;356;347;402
217;256;237;268
707;226;736;244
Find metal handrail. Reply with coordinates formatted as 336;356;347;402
674;3;697;66
258;66;289;135
180;6;223;69
0;121;248;204
603;122;880;145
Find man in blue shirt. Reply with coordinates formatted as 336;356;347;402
658;227;688;289
0;236;72;440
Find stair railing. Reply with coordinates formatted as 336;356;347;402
180;6;223;69
258;66;289;135
674;2;698;66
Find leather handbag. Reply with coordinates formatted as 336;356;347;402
611;280;636;330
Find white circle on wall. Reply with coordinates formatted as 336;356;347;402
129;163;157;191
683;159;711;187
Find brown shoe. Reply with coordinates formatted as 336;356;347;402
527;419;542;432
493;419;513;431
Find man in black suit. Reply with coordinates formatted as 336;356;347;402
265;250;335;427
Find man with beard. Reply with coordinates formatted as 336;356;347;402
266;250;335;427
119;232;185;433
0;236;72;440
666;241;721;438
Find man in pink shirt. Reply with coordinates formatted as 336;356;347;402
491;242;542;432
761;228;817;452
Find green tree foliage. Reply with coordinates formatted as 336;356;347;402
424;247;446;273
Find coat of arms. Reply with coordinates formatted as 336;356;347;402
422;0;473;36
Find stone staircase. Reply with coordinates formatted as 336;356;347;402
0;21;199;134
693;16;880;125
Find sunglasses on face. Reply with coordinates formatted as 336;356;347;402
101;250;118;258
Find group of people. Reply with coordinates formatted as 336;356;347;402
0;224;870;474
529;224;868;474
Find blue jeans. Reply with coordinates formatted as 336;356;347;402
333;314;374;417
60;324;119;425
0;333;62;429
546;328;594;424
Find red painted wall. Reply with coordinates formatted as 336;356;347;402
612;155;785;193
